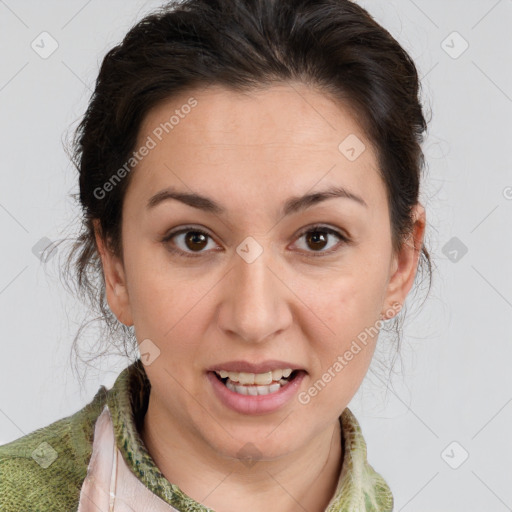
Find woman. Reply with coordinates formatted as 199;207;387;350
0;0;431;510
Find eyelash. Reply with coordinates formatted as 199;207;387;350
161;223;350;259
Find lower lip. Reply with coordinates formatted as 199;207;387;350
207;371;306;415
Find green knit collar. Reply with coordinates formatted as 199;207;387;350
105;360;393;511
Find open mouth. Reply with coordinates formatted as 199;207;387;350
212;369;303;396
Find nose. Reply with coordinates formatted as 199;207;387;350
217;243;293;344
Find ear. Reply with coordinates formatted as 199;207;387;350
93;219;134;326
382;203;426;320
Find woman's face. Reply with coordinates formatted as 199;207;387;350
97;82;425;460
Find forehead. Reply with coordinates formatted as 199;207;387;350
127;82;385;216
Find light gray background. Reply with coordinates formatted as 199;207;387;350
0;1;511;510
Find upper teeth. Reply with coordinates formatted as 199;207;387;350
216;369;293;385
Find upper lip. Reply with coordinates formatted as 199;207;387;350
207;360;305;374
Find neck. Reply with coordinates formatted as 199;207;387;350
139;396;343;512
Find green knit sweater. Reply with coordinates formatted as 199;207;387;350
0;359;394;511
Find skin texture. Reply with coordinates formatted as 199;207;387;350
94;82;426;512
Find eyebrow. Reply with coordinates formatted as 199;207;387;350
146;184;368;216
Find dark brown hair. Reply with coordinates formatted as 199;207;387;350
62;0;433;382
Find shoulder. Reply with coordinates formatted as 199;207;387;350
0;385;108;511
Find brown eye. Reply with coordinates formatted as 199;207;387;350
162;227;218;257
305;230;329;251
184;231;208;251
293;225;348;256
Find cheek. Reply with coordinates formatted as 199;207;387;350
124;247;215;367
299;265;385;335
129;275;203;341
293;260;387;382
303;280;382;411
122;242;184;335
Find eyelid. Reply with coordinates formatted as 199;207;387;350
162;223;350;258
162;225;218;258
294;223;349;241
290;223;349;257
